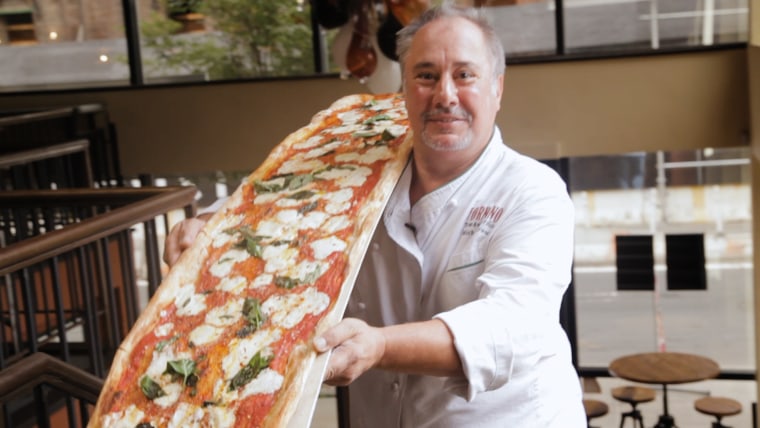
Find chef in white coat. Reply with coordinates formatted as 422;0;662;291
312;5;585;427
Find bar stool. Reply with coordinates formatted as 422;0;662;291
611;385;656;428
583;399;609;428
694;396;742;428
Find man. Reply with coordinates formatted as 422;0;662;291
165;5;584;427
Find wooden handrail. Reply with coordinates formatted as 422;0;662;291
0;107;75;128
0;139;90;169
0;186;197;275
0;185;198;208
0;352;103;404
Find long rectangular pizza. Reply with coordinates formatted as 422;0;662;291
88;93;412;427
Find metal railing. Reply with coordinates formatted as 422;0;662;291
0;185;197;428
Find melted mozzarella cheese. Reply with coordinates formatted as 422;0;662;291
209;248;249;279
263;286;330;329
311;236;347;260
153;382;183;408
303;139;343;159
335;146;393;164
103;405;146;428
174;283;207;317
261;244;298;274
278;158;325;175
338;109;365;124
206;298;244;327
322;215;351;233
155;322;174;338
329;122;366;135
324;188;353;214
256;219;297;242
206;405;236;428
189;323;224;347
217;275;247;294
253;192;280;205
292;134;324;150
301;210;328;229
252;273;273;288
240;368;284;398
316;165;371;188
368;98;395;111
222;331;281;380
288;260;326;284
210;214;244;248
167;402;204;428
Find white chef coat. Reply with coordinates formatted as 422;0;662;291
344;127;585;428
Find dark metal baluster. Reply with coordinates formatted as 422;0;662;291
143;218;162;297
76;246;104;377
99;237;120;356
48;256;77;427
118;229;138;327
19;268;49;428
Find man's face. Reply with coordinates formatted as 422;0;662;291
402;16;504;153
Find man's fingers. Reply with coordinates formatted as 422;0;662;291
163;217;208;266
313;318;364;353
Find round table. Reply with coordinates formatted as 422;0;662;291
609;352;720;428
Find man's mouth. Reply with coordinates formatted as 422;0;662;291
423;109;471;124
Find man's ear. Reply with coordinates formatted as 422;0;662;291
494;73;505;107
494;73;504;104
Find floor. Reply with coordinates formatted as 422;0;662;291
308;379;756;428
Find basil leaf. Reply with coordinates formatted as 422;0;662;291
287;173;314;190
136;423;156;428
156;335;179;352
298;200;318;215
302;266;322;284
253;179;285;193
228;351;272;391
242;298;266;331
288;190;315;200
140;376;166;400
363;114;391;125
381;129;396;141
274;275;300;289
165;359;197;386
244;236;263;258
352;130;379;138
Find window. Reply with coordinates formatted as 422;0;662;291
0;0;750;92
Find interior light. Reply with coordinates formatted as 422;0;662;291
99;54;109;63
703;147;714;157
49;31;58;40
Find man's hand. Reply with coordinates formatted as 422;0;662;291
313;318;386;386
313;318;462;386
163;213;213;266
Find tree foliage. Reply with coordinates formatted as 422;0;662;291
141;0;314;80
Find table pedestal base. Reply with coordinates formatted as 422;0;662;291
654;414;677;428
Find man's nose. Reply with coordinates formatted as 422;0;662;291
433;75;457;108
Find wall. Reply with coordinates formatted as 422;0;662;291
749;0;760;409
0;48;749;178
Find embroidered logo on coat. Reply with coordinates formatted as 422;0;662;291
462;206;504;236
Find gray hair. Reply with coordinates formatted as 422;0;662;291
396;5;506;79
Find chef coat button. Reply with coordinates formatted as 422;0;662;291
357;302;366;311
372;242;380;251
391;381;400;392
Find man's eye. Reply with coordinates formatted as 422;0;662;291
416;72;436;81
457;71;475;79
